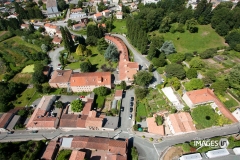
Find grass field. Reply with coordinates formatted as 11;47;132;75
56;150;72;160
96;95;105;108
137;102;148;117
21;65;35;73
112;19;127;34
10;73;32;84
14;88;41;107
149;24;226;53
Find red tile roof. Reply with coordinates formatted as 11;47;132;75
168;112;196;134
41;141;58;160
185;88;238;122
94;12;102;18
82;99;93;115
85;117;103;128
98;23;106;28
71;8;83;13
0;109;19;128
49;70;72;84
52;36;62;43
73;23;86;28
69;150;86;160
115;90;123;97
70;72;111;87
105;36;138;81
108;139;127;155
59;114;78;128
44;23;58;29
146;117;165;135
106;154;127;160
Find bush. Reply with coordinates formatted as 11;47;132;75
149;137;154;141
136;116;142;122
133;124;138;131
182;143;191;152
224;99;238;109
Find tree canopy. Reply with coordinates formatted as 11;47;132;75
134;71;153;87
97;38;109;53
186;68;197;79
135;87;148;99
185;78;204;91
165;63;186;80
227;64;240;89
104;44;119;62
80;61;92;72
71;99;84;112
189;57;205;69
93;86;110;96
159;41;176;55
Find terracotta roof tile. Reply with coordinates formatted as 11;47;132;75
71;8;83;13
49;70;72;84
94;12;102;17
85;117;103;128
185;88;238;122
108;139;127;155
82;99;93;115
115;90;123;97
69;150;85;160
44;23;58;29
52;36;62;43
70;72;111;87
106;154;127;160
0;113;14;128
59;114;78;127
146;117;165;135
41;141;58;160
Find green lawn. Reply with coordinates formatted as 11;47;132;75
10;73;32;84
111;19;127;34
96;95;105;108
191;105;219;129
136;102;148;117
21;65;35;73
56;150;72;160
14;88;41;107
71;28;87;35
149;24;226;53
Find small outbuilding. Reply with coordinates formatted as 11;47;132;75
114;90;123;100
206;148;229;158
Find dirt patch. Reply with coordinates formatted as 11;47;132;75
163;146;183;160
0;31;6;36
204;59;224;69
202;31;209;36
10;73;32;84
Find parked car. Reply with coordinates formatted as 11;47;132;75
131;97;134;101
129;114;132;119
121;107;124;111
130;108;133;112
32;130;38;133
80;96;85;98
7;131;14;134
130;102;134;106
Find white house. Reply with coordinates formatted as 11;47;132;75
143;0;159;5
93;12;102;20
44;23;59;36
161;87;184;110
102;10;110;17
116;11;123;20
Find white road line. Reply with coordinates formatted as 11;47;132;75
153;143;160;157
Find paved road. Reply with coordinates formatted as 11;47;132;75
119;90;135;132
48;47;64;70
112;34;162;87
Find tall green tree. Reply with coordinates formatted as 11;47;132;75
148;36;164;60
80;61;92;72
165;63;186;79
134;71;153;87
185;78;204;91
71;99;84;112
104;45;119;62
228;64;240;89
97;38;109;53
159;41;176;55
186;19;198;33
186;68;197;79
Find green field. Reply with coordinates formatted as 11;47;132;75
150;24;226;53
21;65;35;73
96;95;105;108
136;102;147;117
112;19;127;34
14;88;41;107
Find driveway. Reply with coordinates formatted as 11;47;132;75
119;89;135;131
48;47;64;70
112;34;162;87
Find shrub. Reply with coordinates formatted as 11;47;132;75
136;116;142;122
149;137;154;141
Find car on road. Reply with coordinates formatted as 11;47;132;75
129;114;132;119
131;97;134;101
121;107;124;111
80;96;85;98
130;102;134;106
58;64;61;66
7;131;14;134
32;130;38;133
130;108;133;112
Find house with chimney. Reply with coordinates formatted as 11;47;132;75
182;88;238;123
49;70;72;88
70;72;111;92
26;95;59;130
44;23;59;36
105;35;139;85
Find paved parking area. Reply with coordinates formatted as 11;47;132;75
119;89;135;131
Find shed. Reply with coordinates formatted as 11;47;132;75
206;148;229;158
179;153;202;160
61;138;73;148
114;90;123;100
161;87;184;110
112;100;117;109
233;147;240;155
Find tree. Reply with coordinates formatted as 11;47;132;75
155;115;163;126
38;0;43;6
225;30;240;52
80;61;92;72
147;36;164;60
32;63;46;84
182;143;191;152
78;0;83;8
186;68;197;79
133;124;138;131
86;36;98;46
167;53;186;63
165;63;186;80
58;0;67;11
134;71;153;87
168;77;181;90
120;81;127;90
76;44;86;56
158;41;176;55
41;44;48;53
185;78;204;91
18;109;27;117
93;86;110;96
67;19;72;27
71;99;84;112
131;147;138;160
210;80;229;95
215;21;230;36
200;48;217;59
186;19;198;33
55;101;63;108
97;38;109;53
104;44;119;62
148;64;154;72
228;64;240;89
42;83;51;93
69;3;75;10
183;106;190;112
217;116;231;126
135;87;148;99
189;57;205;69
152;57;166;67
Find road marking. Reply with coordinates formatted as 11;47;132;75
153;143;160;157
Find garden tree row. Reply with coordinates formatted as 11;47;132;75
60;27;74;54
86;24;106;46
0;18;20;31
0;82;26;112
14;2;44;19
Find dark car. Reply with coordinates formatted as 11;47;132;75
131;97;134;101
7;131;14;134
32;130;38;133
130;108;133;112
130;102;134;106
121;107;124;111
